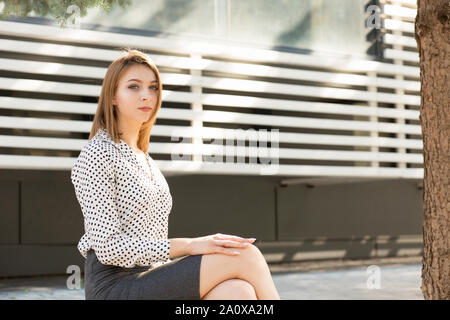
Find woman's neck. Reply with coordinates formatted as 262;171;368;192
117;117;141;152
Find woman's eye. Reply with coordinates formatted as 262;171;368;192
128;85;158;90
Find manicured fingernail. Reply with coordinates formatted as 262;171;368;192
234;251;240;255
249;238;256;241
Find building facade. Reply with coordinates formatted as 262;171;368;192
0;0;423;277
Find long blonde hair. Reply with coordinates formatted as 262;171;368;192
89;48;163;154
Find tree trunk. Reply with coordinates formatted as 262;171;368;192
414;0;449;300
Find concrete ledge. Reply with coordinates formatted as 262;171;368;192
0;238;423;277
257;236;423;264
268;255;422;274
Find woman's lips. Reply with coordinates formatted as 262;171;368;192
138;108;152;112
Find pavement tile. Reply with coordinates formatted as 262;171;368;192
0;261;423;300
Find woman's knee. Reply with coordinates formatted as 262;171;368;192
236;243;266;265
211;279;257;300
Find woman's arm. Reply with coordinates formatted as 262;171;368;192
169;238;193;259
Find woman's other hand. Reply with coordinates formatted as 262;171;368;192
188;233;256;256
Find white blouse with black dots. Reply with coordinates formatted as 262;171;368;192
71;127;173;269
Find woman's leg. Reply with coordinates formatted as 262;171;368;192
199;244;280;300
202;279;257;300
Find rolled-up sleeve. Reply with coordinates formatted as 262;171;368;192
71;142;171;268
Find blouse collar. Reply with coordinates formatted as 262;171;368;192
94;127;148;166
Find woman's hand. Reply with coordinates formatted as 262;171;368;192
188;233;256;256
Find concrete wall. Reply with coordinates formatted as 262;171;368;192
0;169;424;277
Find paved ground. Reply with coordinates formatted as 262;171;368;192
0;256;423;300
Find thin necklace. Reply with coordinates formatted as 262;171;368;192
144;153;154;181
131;147;154;181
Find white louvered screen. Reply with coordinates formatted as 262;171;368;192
0;10;422;179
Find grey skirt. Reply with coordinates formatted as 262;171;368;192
84;249;204;300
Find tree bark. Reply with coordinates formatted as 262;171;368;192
414;0;449;300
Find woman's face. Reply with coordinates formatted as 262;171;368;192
113;64;159;125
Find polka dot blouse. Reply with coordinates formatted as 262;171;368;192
71;127;173;269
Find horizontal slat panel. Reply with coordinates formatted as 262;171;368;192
0;46;421;92
0;135;423;164
1;57;421;98
0;128;423;150
0;77;99;96
0;116;92;132
0;135;86;150
0;20;420;77
160;126;423;149
0;112;422;135
0;76;421;106
0;38;122;61
381;0;417;8
0;57;105;78
0;96;421;121
161;109;422;134
0;97;95;114
384;34;418;48
383;19;415;33
0;19;424;178
384;49;419;63
163;143;423;164
0;154;424;178
383;4;417;19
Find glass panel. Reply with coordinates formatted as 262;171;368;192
21;0;371;56
228;0;370;55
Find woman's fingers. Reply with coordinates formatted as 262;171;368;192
214;239;250;248
214;234;256;243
